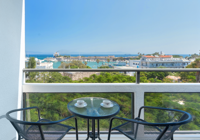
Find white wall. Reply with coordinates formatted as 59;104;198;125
0;0;25;139
129;60;140;67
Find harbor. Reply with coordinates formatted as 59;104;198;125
25;52;194;69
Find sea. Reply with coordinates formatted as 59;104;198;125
26;54;191;69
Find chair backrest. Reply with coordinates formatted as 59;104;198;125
6;107;44;140
158;113;189;140
137;106;192;140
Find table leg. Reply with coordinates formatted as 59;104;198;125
86;119;89;140
86;119;102;140
92;119;95;140
75;117;78;140
97;119;102;140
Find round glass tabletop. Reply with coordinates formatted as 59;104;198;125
67;97;120;119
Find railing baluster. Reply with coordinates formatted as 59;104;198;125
136;71;140;84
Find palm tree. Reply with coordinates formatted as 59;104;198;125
84;61;87;66
96;59;100;67
107;58;110;64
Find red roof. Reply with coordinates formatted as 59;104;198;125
144;56;155;58
159;55;172;58
143;55;172;58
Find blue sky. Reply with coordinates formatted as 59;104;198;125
25;0;200;54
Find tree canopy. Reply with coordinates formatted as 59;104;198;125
25;59;200;131
27;57;36;68
98;65;110;68
59;60;91;69
179;58;200;82
26;69;200;130
107;58;110;63
96;59;100;66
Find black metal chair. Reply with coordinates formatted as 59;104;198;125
108;106;192;140
6;106;78;140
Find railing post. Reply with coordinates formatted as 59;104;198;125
131;92;135;134
23;71;26;84
131;93;134;119
136;71;140;84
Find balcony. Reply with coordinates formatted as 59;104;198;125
20;68;200;140
1;0;200;139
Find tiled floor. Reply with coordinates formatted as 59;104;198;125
63;134;129;140
63;134;200;140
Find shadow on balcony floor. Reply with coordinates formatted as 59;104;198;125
63;134;200;140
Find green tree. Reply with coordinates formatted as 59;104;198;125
96;59;100;67
188;58;200;82
190;53;199;59
180;58;200;82
59;60;90;69
139;67;169;82
152;52;160;56
84;61;87;66
137;52;143;59
145;71;169;80
98;66;110;68
118;57;125;61
173;55;183;58
28;57;36;68
64;55;70;58
107;58;110;64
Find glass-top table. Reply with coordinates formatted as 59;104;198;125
67;97;120;140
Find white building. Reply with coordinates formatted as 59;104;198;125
140;55;191;68
129;60;140;68
36;62;53;69
114;66;135;76
113;61;127;66
54;52;59;57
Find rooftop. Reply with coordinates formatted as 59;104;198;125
143;55;172;58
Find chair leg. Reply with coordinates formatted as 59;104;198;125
75;117;79;140
18;134;21;140
108;118;114;140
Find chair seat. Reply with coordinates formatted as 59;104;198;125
112;120;167;140
108;106;192;140
26;119;75;140
112;121;136;140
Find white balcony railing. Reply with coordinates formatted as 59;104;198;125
22;68;200;140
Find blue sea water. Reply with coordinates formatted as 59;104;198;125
26;54;139;60
26;54;191;69
42;61;117;69
26;54;190;59
26;54;54;60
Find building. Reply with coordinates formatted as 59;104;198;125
140;55;191;68
54;52;59;57
113;61;127;66
129;60;140;68
36;62;53;69
113;66;135;76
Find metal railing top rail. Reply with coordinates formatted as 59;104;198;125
23;68;200;84
23;68;200;72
